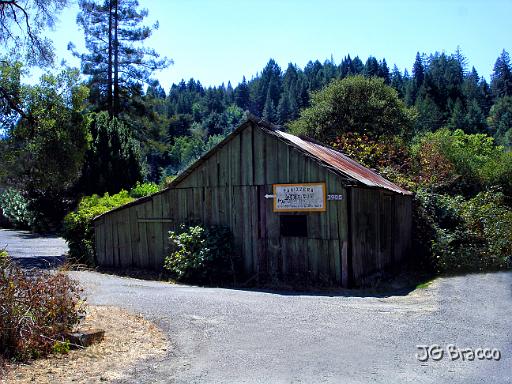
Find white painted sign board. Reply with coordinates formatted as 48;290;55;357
273;183;327;212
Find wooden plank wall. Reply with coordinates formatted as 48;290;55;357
95;121;411;287
349;188;412;286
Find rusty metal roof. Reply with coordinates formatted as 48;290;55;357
274;130;412;195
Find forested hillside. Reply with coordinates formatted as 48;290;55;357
131;50;510;182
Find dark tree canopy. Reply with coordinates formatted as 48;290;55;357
491;50;512;99
78;111;143;195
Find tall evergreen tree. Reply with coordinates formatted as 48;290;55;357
262;89;276;123
412;52;425;86
234;76;250;110
406;52;425;105
363;56;379;77
72;0;171;115
78;111;142;194
378;59;391;84
390;65;404;98
351;56;364;74
338;55;352;78
491;50;512;99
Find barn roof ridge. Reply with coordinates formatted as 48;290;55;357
92;116;411;220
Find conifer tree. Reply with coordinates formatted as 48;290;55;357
363;56;379;77
234;76;250;110
378;59;391;84
491;50;512;99
72;0;171;115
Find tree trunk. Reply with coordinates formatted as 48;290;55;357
113;0;119;116
107;0;113;115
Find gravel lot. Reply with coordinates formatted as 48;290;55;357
2;229;511;383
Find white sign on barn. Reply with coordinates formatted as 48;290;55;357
273;183;326;212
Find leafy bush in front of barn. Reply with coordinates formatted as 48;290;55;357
63;190;135;265
0;256;85;361
0;188;35;229
164;224;235;284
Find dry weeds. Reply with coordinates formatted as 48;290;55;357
1;305;168;383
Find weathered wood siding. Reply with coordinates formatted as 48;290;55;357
95;122;350;284
349;187;412;285
94;121;412;287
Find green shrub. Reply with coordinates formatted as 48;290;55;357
63;190;134;264
412;129;512;193
288;75;416;141
164;224;235;284
415;189;512;273
0;261;85;361
129;181;160;198
0;188;35;229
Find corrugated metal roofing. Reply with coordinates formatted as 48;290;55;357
274;130;412;195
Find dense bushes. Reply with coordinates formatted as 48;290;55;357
415;190;512;273
0;189;35;229
63;191;134;264
164;224;235;284
0;256;85;361
411;129;512;193
63;183;160;264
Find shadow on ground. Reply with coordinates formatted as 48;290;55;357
4;230;63;240
11;255;67;269
94;267;434;298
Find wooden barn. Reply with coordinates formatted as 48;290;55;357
93;117;412;287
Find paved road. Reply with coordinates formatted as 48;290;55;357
0;228;68;268
1;230;511;383
67;270;512;384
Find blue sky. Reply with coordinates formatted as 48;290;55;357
39;0;512;89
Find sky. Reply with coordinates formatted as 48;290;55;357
33;0;512;90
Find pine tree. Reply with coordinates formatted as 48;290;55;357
363;56;379;77
412;52;425;87
72;0;171;115
234;76;250;110
448;99;467;131
465;99;487;133
339;55;352;78
378;59;391;84
491;49;512;99
78;111;142;194
390;65;404;98
407;52;425;105
262;89;276;123
276;92;290;125
351;56;364;74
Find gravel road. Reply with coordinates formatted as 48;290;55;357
68;271;512;384
1;229;510;383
